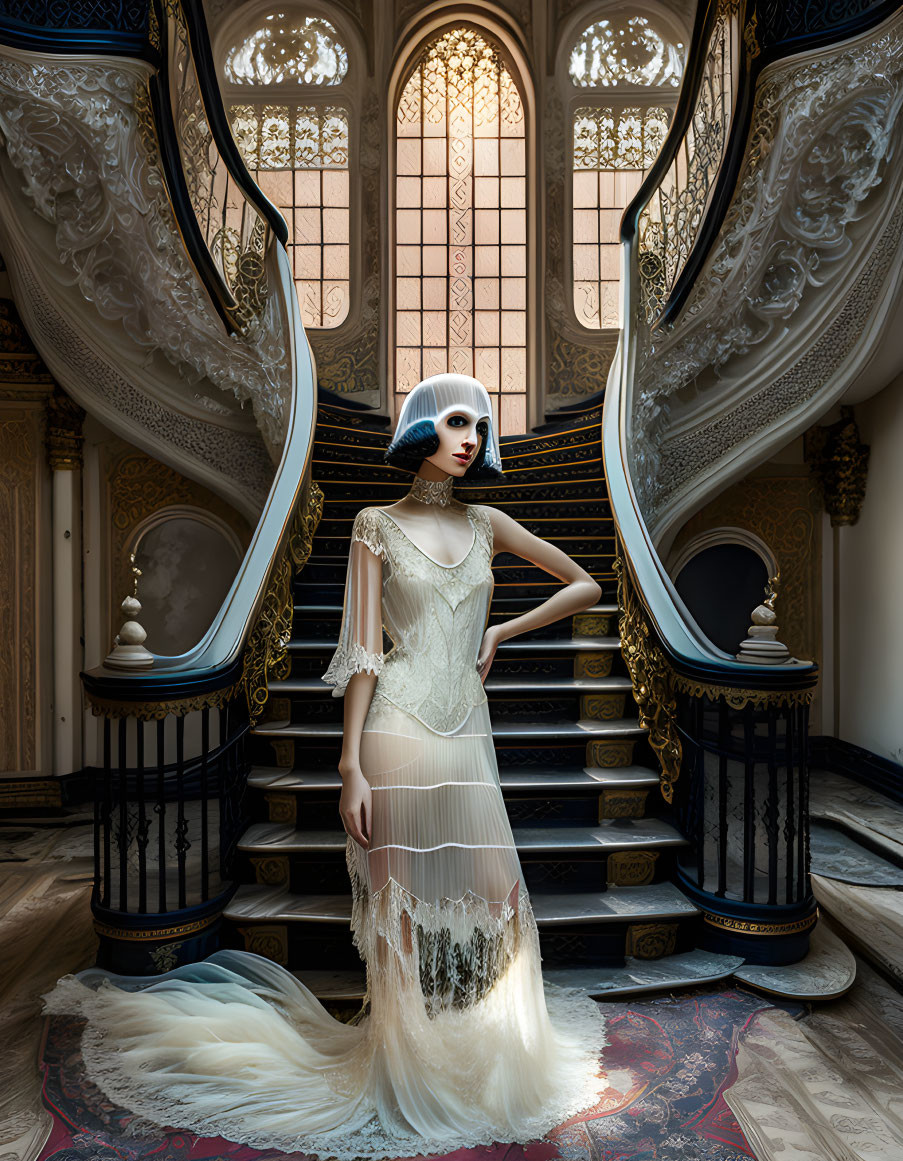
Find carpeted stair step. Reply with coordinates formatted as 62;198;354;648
224;880;696;928
246;763;661;827
252;717;644;743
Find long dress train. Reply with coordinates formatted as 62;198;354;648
44;501;606;1159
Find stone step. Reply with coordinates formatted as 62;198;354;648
224;881;697;928
246;764;660;795
287;635;622;655
237;817;686;858
252;718;646;742
268;675;634;697
290;948;743;1003
290;601;619;619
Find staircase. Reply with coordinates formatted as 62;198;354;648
221;400;730;998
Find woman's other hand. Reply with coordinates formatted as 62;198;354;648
476;624;502;683
338;765;372;849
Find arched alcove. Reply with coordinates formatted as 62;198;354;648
128;508;244;657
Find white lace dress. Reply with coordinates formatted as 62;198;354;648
44;501;606;1160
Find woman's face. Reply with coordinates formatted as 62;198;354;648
424;409;487;477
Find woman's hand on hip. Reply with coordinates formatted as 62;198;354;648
476;624;502;683
339;767;372;849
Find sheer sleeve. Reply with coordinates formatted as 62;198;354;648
321;508;386;697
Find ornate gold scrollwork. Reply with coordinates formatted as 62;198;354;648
250;856;290;886
614;553;682;802
702;909;818;936
607;849;659;886
240;924;289;965
599;788;649;819
805;406;870;527
626;922;678;959
241;480;324;723
671;675;814;710
86;684;239;720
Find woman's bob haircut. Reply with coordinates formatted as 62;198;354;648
384;374;505;480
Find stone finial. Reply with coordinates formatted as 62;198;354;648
105;553;154;669
736;570;794;665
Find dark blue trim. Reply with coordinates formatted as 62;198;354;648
811;735;903;807
92;884;235;932
0;0;157;61
676;870;817;965
80;652;245;705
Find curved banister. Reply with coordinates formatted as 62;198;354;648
603;0;816;690
56;1;320;705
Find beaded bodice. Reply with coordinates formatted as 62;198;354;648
330;501;495;734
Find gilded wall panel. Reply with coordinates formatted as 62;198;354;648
669;473;822;664
0;400;47;773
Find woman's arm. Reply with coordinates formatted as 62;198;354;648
338;672;376;849
476;506;602;682
321;512;386;849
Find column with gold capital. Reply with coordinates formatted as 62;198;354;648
45;387;85;776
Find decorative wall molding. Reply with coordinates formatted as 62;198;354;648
630;11;903;534
543;83;618;409
307;95;380;403
45;385;86;471
0;396;49;774
10;251;274;519
0;47;289;514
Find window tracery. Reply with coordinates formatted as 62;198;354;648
225;13;348;85
568;10;684;330
573;104;670;328
224;9;352;329
569;14;684;88
394;26;528;435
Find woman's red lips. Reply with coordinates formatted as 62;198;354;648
453;453;472;462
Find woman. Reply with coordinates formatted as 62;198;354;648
44;373;606;1159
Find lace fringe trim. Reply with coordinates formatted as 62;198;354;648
322;642;385;697
44;958;607;1161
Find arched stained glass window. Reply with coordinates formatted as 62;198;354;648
394;27;528;435
569;11;684;330
225;10;351;329
225;13;348;85
569;15;683;87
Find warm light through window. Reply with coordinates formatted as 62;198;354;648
395;27;528;435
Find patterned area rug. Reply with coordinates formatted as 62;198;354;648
37;988;789;1161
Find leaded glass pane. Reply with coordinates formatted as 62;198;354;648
225;14;348;85
231;103;350;328
572;105;670;329
569;15;683;88
394;27;528;435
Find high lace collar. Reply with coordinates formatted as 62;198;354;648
408;476;455;507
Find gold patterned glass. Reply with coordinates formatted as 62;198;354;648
395;27;528;435
569;15;684;88
572;105;670;329
225;13;348;85
232;103;350;328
